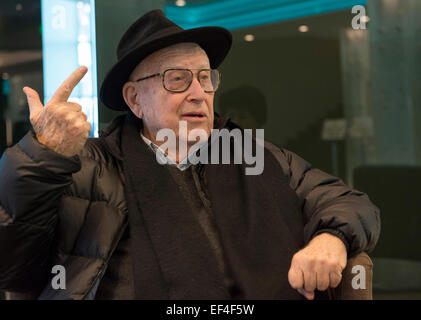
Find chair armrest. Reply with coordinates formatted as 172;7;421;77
328;252;373;300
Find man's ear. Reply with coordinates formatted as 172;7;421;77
122;82;143;118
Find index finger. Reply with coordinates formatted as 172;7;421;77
48;66;88;104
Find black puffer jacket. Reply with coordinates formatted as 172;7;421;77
0;115;380;299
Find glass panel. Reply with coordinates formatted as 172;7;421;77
41;0;98;137
216;10;352;180
0;0;43;155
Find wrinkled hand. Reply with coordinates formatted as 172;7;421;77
288;233;347;300
23;66;91;157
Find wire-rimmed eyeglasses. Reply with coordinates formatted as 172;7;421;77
135;68;220;93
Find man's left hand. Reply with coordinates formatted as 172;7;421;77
287;233;347;300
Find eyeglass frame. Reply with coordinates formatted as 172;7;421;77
134;68;221;93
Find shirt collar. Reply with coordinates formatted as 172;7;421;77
140;131;195;171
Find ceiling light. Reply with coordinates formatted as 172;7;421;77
16;3;22;11
244;34;255;42
175;0;186;7
360;16;370;23
298;25;309;32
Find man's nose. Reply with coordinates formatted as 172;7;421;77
186;76;206;102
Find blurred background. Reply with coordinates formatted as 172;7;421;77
0;0;420;299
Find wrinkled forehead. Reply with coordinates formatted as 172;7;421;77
129;42;210;80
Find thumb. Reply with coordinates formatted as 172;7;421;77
298;288;315;300
23;86;43;117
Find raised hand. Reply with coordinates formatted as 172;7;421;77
23;66;91;157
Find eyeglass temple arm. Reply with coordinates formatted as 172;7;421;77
135;73;161;82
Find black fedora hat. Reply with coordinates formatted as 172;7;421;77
100;9;232;111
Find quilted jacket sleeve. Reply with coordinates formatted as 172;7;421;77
0;131;81;292
264;141;380;256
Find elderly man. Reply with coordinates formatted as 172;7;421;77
0;10;379;300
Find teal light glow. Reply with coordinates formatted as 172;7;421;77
1;79;10;95
165;0;367;30
41;0;99;137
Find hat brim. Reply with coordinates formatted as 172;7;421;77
99;27;232;111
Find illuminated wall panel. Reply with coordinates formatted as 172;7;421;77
41;0;98;137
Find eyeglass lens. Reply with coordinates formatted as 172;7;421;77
163;69;219;92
